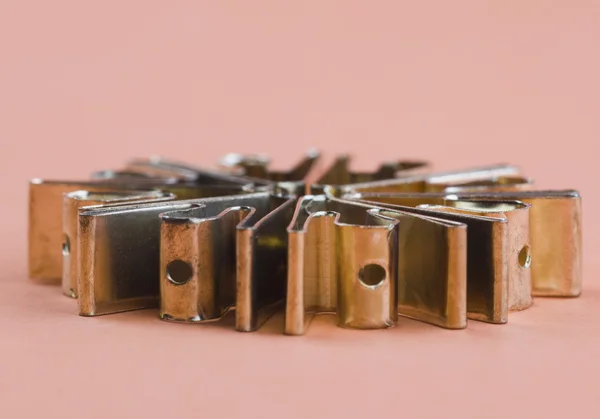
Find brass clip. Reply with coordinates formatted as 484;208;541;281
285;195;401;334
62;190;174;298
159;193;297;331
453;190;582;297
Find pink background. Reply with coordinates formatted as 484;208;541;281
1;2;599;418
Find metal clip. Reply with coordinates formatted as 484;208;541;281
159;193;297;331
285;195;400;334
62;190;175;298
452;190;582;297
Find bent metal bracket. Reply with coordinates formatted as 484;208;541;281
27;151;582;335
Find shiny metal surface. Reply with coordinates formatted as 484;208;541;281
311;155;429;193
350;193;533;318
346;194;507;324
339;164;523;195
78;199;201;315
159;193;297;331
218;149;321;182
428;176;533;193
26;154;583;335
75;187;262;316
454;190;582;297
285;196;400;335
426;201;532;312
285;195;473;334
29;180;160;282
236;197;298;331
28;178;256;282
373;207;468;329
62;190;174;298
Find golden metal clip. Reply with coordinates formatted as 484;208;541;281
285;195;401;334
159;193;297;331
62;190;174;298
452;190;582;297
285;194;473;334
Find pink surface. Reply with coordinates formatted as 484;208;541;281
1;2;600;418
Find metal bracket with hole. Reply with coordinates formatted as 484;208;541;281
62;189;175;299
160;193;297;331
453;190;582;297
338;191;533;324
285;194;468;334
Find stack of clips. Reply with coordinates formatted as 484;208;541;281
28;150;582;335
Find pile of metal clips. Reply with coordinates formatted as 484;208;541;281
28;151;582;335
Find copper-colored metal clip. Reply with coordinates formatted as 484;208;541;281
453;190;582;297
284;194;469;334
62;190;175;298
159;192;297;331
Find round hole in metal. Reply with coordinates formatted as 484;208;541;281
166;260;193;285
62;235;70;256
518;245;531;268
358;263;386;288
